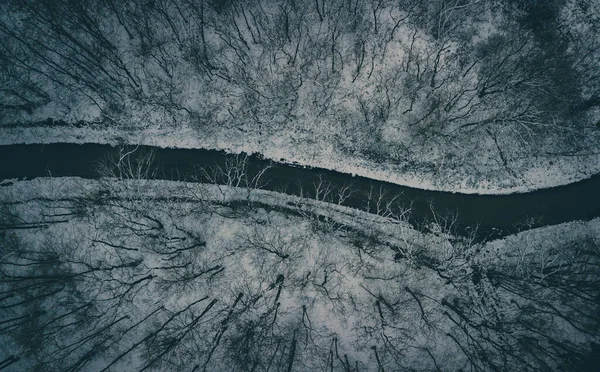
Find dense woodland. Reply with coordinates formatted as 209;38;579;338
1;0;599;177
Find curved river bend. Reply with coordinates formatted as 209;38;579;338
1;144;599;239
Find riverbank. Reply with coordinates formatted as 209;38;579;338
2;144;600;240
2;121;599;195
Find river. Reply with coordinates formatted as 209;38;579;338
1;143;598;239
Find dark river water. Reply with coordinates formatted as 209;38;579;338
1;143;599;239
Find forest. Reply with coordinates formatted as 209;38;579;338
1;0;600;371
0;156;598;370
1;0;599;192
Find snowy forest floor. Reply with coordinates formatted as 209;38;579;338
1;176;599;371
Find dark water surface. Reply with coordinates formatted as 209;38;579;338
1;143;599;239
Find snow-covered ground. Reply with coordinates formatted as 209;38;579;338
1;177;598;370
2;122;600;195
